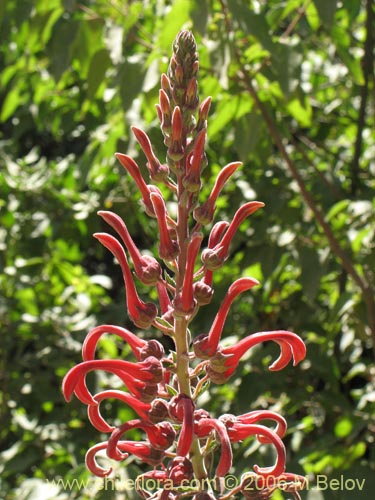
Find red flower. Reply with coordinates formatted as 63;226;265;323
107;419;175;460
183;129;205;192
132;126;169;181
150;192;179;261
195;418;232;477
202;201;264;270
222;419;286;478
115;153;156;215
173;232;203;315
207;330;306;383
87;390;152;432
82;324;164;362
85;440;164;477
94;232;158;328
193;277;259;358
169;394;195;457
62;356;163;405
194;161;242;225
98;210;162;285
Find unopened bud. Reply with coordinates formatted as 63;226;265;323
201;247;226;270
167;457;193;485
193;281;214;305
149;399;170;423
139;339;165;360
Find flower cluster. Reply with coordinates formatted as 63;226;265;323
62;31;307;499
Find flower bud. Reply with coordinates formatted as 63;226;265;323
148;399;170;424
167;456;194;485
139;339;165;360
193;281;214;305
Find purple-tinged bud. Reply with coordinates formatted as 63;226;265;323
148;399;170;424
193;280;214;305
167;457;194;485
139;339;165;361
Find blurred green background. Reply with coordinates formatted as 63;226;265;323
0;0;374;499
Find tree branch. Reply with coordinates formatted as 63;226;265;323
219;0;375;357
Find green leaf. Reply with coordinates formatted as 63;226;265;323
286;96;312;127
334;416;353;438
313;0;337;28
298;246;323;302
118;55;147;111
157;0;192;51
87;48;112;99
306;1;320;31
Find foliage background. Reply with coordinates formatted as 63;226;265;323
0;0;374;499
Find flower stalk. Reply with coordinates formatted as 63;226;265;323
62;30;307;499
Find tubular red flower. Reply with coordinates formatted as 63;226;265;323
173;232;203;315
98;211;162;285
107;420;175;460
132;126;169;181
225;423;286;478
150;192;179;261
236;410;287;442
202;202;264;270
193;277;260;358
82;324;147;362
169;394;195;457
115;153;155;214
157;281;172;315
222;330;306;378
62;357;163;405
183;129;205;192
194;162;242;225
195;418;232;477
196;221;229;286
94;232;158;328
85;441;116;477
87;390;152;432
217;201;264;257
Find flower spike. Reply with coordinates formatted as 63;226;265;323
63;30;308;498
